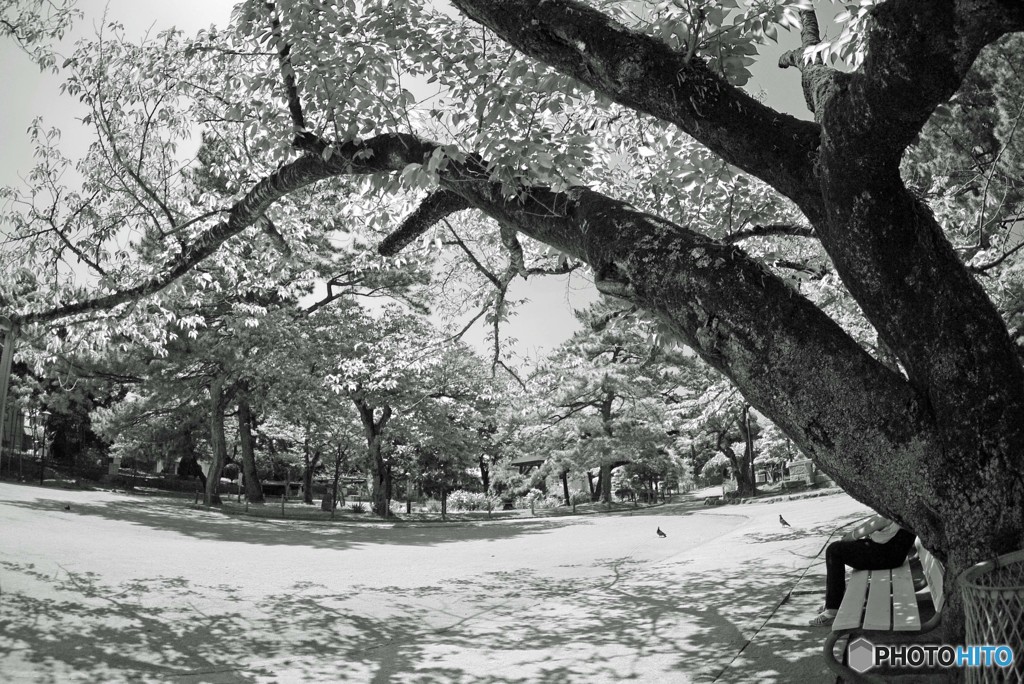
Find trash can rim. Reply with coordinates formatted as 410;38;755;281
961;547;1024;587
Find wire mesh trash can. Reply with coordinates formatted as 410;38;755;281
961;548;1024;683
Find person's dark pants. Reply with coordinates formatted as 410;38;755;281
825;529;916;610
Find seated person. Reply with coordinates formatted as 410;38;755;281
809;513;916;626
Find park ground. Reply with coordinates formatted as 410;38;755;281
0;482;873;683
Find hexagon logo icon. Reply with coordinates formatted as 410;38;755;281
848;637;876;674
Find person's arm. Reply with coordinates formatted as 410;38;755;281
841;514;891;541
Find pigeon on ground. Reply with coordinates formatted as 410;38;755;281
657;527;667;538
779;514;791;527
63;504;71;511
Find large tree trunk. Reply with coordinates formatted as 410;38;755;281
351;389;393;518
324;445;345;515
716;428;755;499
301;438;321;505
599;462;612;505
479;455;490;492
561;470;571;506
599;390;615;504
368;452;392;517
736;405;758;498
237;391;263;503
204;375;228;506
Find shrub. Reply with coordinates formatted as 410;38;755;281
447;490;501;512
348;502;366;513
542;493;565;509
514;488;548;509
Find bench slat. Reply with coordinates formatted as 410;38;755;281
833;570;870;631
919;545;945;612
890;562;921;631
863;570;893;630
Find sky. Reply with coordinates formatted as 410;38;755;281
0;0;812;362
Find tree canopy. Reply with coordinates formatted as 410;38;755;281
3;0;1024;642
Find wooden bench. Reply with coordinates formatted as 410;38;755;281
824;539;945;682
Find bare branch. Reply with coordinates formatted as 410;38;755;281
496;359;527;391
445;221;503;289
969;240;1024;275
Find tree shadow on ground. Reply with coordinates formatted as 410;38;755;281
1;495;589;551
744;513;865;547
1;532;833;683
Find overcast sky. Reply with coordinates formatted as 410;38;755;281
1;1;812;362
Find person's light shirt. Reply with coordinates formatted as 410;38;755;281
869;521;901;544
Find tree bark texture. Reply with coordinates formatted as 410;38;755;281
716;430;754;499
204;375;228;507
301;440;320;506
599;390;615;504
479;456;490;492
737;405;758;498
599;462;612;505
236;391;264;503
351;390;393;518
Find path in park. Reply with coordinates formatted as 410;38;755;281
0;482;870;683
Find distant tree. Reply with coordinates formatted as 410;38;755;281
524;305;691;503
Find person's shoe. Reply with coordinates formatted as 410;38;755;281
809;612;836;627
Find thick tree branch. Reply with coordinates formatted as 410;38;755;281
379;190;470;257
12;133;434;326
525;260;580;277
827;0;1024;158
776;9;832;114
722;223;815;244
772;259;830;280
449;0;824;220
804;3;1024;469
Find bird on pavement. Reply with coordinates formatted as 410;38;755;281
63;504;71;511
657;527;667;538
779;514;791;527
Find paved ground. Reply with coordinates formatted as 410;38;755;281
0;481;872;683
